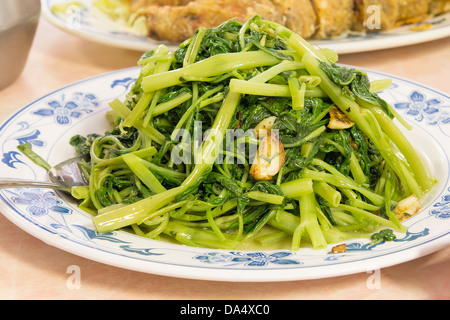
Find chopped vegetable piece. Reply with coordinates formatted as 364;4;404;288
331;243;347;254
370;229;397;245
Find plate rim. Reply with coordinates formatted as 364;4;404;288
1;66;449;282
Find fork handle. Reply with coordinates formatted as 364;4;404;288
0;179;70;192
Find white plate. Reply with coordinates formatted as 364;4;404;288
1;67;449;282
41;0;450;54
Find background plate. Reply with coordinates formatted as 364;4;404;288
41;0;450;54
0;67;449;282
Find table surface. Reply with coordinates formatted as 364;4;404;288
0;17;449;300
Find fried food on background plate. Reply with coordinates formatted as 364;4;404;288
311;0;354;38
429;0;450;14
133;0;277;42
129;0;194;8
126;0;450;42
129;0;318;42
267;0;317;39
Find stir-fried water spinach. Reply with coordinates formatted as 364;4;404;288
70;16;435;250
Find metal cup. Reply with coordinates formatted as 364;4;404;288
0;0;41;90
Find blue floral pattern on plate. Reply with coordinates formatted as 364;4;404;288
430;187;450;220
2;151;25;169
11;189;71;217
394;90;450;126
195;252;301;267
33;92;100;126
0;67;449;282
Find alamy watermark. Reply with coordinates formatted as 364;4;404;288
366;267;382;290
66;265;81;290
64;4;83;30
366;5;382;30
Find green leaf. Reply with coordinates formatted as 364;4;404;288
350;73;393;118
319;62;357;86
370;229;397;245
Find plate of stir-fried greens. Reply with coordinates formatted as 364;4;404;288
1;17;449;281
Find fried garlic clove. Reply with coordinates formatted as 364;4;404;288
250;132;285;181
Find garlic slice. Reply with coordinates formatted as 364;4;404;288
249;131;285;181
392;194;421;221
328;106;355;130
254;116;277;138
